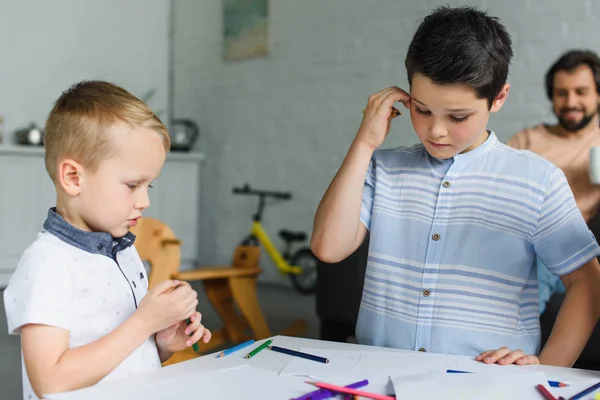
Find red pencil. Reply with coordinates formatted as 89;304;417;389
536;384;557;400
308;381;395;400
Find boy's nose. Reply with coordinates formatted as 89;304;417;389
135;190;151;210
430;120;448;138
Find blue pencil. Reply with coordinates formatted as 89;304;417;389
216;339;255;358
447;370;568;387
570;381;600;400
268;345;329;364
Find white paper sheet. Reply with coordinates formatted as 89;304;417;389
392;371;549;400
46;365;316;400
279;347;465;380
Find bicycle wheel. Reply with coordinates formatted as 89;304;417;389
289;247;318;294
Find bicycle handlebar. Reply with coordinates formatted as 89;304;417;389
232;184;292;200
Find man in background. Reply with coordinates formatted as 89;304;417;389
508;49;600;313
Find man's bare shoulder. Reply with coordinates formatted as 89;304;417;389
507;124;553;149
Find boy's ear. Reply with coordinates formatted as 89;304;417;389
57;159;84;196
490;83;510;113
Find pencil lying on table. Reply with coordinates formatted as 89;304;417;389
216;339;254;358
307;381;395;400
267;345;329;363
292;379;369;400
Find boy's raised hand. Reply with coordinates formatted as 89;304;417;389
156;311;211;353
476;347;540;365
135;280;199;335
357;86;411;151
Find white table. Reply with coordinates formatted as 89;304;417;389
46;336;600;399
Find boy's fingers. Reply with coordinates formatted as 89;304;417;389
388;86;411;108
483;347;512;363
498;349;525;365
185;314;201;335
153;279;181;294
475;350;494;361
187;325;208;347
202;328;212;343
515;355;540;365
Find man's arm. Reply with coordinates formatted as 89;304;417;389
22;314;152;398
538;257;600;366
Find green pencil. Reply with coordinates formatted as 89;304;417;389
186;318;200;352
245;339;272;359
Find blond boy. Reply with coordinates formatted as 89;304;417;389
3;81;211;400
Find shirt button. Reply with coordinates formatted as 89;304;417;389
97;243;104;251
432;233;440;241
443;181;451;188
423;289;431;297
418;347;427;352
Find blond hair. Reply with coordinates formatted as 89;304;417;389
44;80;170;183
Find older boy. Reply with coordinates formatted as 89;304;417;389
4;81;211;400
312;6;600;367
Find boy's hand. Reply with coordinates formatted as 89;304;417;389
135;280;199;335
357;86;411;151
476;347;540;365
156;311;211;353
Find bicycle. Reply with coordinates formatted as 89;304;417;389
232;184;318;294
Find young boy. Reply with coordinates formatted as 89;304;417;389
311;6;600;367
3;81;211;400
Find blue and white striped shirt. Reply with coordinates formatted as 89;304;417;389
357;131;600;356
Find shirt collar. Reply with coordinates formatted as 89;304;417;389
453;130;498;163
42;208;135;258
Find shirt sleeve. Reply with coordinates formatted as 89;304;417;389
3;242;75;335
533;168;600;276
360;156;377;231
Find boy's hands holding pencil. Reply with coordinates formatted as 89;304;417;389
155;311;211;353
134;280;211;354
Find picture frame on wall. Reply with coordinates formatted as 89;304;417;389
223;0;269;61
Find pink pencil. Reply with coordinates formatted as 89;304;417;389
308;381;395;400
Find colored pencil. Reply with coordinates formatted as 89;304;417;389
447;370;568;388
216;339;254;358
292;379;368;400
185;318;199;352
308;382;395;400
570;381;600;400
245;339;272;359
536;384;557;400
547;380;569;388
268;345;329;364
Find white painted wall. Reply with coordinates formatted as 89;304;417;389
0;0;170;139
173;0;600;285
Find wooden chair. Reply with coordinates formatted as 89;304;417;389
130;217;307;366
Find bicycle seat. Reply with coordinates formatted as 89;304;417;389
278;229;307;243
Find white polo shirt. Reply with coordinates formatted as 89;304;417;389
3;208;161;400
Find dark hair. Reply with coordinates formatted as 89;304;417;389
405;6;513;109
545;50;600;99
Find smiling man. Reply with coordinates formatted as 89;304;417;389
507;50;600;314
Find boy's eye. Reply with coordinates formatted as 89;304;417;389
450;115;469;122
127;184;139;189
416;107;431;116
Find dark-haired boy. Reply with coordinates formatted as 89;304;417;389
311;6;600;367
